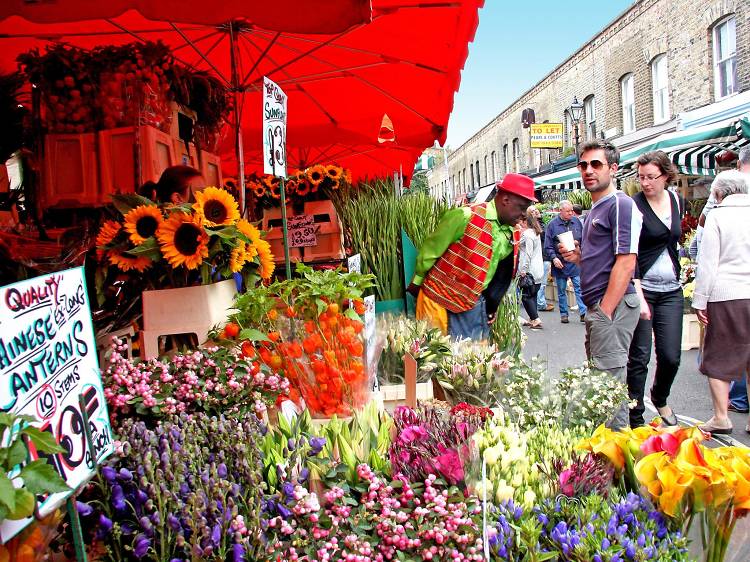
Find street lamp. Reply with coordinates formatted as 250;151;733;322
569;96;584;154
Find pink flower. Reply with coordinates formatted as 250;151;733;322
399;425;428;444
559;469;574;496
433;449;464;485
640;433;679;457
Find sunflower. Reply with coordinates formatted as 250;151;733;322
96;220;121;247
229;243;247;273
256;238;275;280
284;178;298;195
252;181;266;198
307;165;326;186
328;179;341;191
193;187;240;227
343;169;352;184
237;219;262;245
295;178;311;198
268;177;281;199
123;205;162;245
108;250;152;273
157;212;209;270
325;165;342;181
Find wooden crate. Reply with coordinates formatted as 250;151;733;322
303;200;345;262
42;132;99;207
262;207;303;264
199;150;223;188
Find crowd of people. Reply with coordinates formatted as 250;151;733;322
410;140;750;433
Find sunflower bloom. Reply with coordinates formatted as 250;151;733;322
157;212;209;270
193;187;240;227
96;220;122;247
253;182;266;198
108;250;152;273
328;179;340;191
269;177;281;199
123;205;162;245
296;179;311;197
256;239;275;279
285;179;298;195
307;165;326;186
237;219;262;244
343;169;352;184
229;243;247;273
325;164;342;180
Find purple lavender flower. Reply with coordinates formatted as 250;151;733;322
211;523;221;545
111;484;126;512
76;501;93;516
167;513;181;531
308;436;326;456
232;543;245;562
96;514;113;539
133;534;151;558
118;467;134;481
217;463;228;479
101;466;117;483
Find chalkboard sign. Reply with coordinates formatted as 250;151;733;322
288;214;317;248
0;267;114;541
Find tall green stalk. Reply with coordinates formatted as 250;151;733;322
490;282;524;356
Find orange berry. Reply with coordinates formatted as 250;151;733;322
224;322;240;338
241;341;255;358
327;303;339;315
268;309;278;321
354;300;366;315
268;331;281;342
285;306;297;318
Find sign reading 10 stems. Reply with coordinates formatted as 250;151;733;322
0;267;114;541
263;76;288;178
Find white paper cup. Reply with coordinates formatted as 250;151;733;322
558;231;575;252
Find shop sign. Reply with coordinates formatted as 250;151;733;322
263;76;287;178
530;123;564;148
363;295;377;390
287;214;317;248
0;267;113;541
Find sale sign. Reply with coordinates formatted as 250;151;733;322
287;214;318;248
263;76;288;178
0;267;113;541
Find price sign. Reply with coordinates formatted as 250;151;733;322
262;77;287;178
0;267;114;541
363;295;377;390
347;254;361;274
288;214;317;248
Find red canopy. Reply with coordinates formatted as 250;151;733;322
0;1;483;181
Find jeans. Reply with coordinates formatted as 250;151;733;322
536;261;551;309
521;283;541;321
585;293;641;429
555;275;587;317
729;374;749;411
626;288;683;427
447;295;489;340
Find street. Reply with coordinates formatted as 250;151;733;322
522;306;750;448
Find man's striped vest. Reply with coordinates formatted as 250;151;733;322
421;204;494;313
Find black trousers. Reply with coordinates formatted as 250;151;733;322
626;288;684;427
521;283;541;321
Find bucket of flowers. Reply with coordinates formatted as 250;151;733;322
434;341;510;407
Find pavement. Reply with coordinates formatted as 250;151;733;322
521;304;750;448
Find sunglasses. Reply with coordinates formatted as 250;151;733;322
577;159;607;171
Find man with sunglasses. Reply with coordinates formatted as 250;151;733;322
560;139;642;429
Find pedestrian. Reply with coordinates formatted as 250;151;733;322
626;151;684;427
692;170;750;435
518;209;544;329
529;206;554;313
559;139;642;429
544;200;587;323
408;173;537;340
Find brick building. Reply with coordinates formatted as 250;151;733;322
427;0;749;201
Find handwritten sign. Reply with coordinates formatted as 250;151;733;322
288;214;317;248
364;295;377;391
0;267;114;541
263;76;287;178
530;123;564;148
347;254;361;274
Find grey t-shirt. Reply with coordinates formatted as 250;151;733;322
641;207;681;292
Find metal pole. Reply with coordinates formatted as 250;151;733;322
229;22;246;216
279;178;292;280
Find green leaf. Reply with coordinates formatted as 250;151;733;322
20;460;70;495
124;238;161;260
6;439;27;468
23;427;65;454
206;226;239;240
7;488;36;520
110;193;155;215
238;328;271;342
343;307;360;321
0;474;16;512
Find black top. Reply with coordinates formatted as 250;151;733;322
632;190;683;280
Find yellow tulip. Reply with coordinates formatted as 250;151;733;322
577;425;628;471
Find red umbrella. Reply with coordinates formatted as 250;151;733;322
0;1;483;182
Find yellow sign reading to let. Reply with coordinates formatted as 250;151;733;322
530;123;564;148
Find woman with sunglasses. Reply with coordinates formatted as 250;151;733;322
626;151;684;427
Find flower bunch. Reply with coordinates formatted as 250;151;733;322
389;404;484;487
264;466;486;562
377;315;452;385
470;415;584;507
489;492;690;561
229;264;375;418
557;452;615;498
96;190;274;285
86;413;265;561
434;342;510;407
679;256;697;302
248;164;352;207
102;337;288;421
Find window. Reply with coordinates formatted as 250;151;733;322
475;160;480;186
584;96;596;139
651;55;670;123
713;16;737;99
621;74;636;134
484;155;489;184
512;139;520;173
503;144;509;174
563;110;572;147
469;163;474;188
490;151;496;182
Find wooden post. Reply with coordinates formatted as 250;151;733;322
404;353;417;408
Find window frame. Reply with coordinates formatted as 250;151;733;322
511;138;520;173
584;95;596;140
651;55;670;124
621;73;636;134
713;15;737;100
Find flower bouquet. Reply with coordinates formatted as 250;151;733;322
248;164;351;208
377;315;452;385
227;264;375;418
434;341;510;406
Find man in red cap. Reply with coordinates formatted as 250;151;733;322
407;173;537;340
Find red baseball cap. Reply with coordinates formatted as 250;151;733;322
496;173;538;202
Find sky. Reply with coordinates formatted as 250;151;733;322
446;0;635;148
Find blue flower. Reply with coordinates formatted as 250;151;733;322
111;484;126;512
96;514;113;539
76;501;93;516
133;534;151;558
308;437;326;455
217;463;228;479
233;543;245;562
101;466;117;483
211;523;221;545
167;513;181;531
118;467;134;481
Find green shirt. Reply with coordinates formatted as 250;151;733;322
412;200;513;290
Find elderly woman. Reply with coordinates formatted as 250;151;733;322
693;170;750;435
